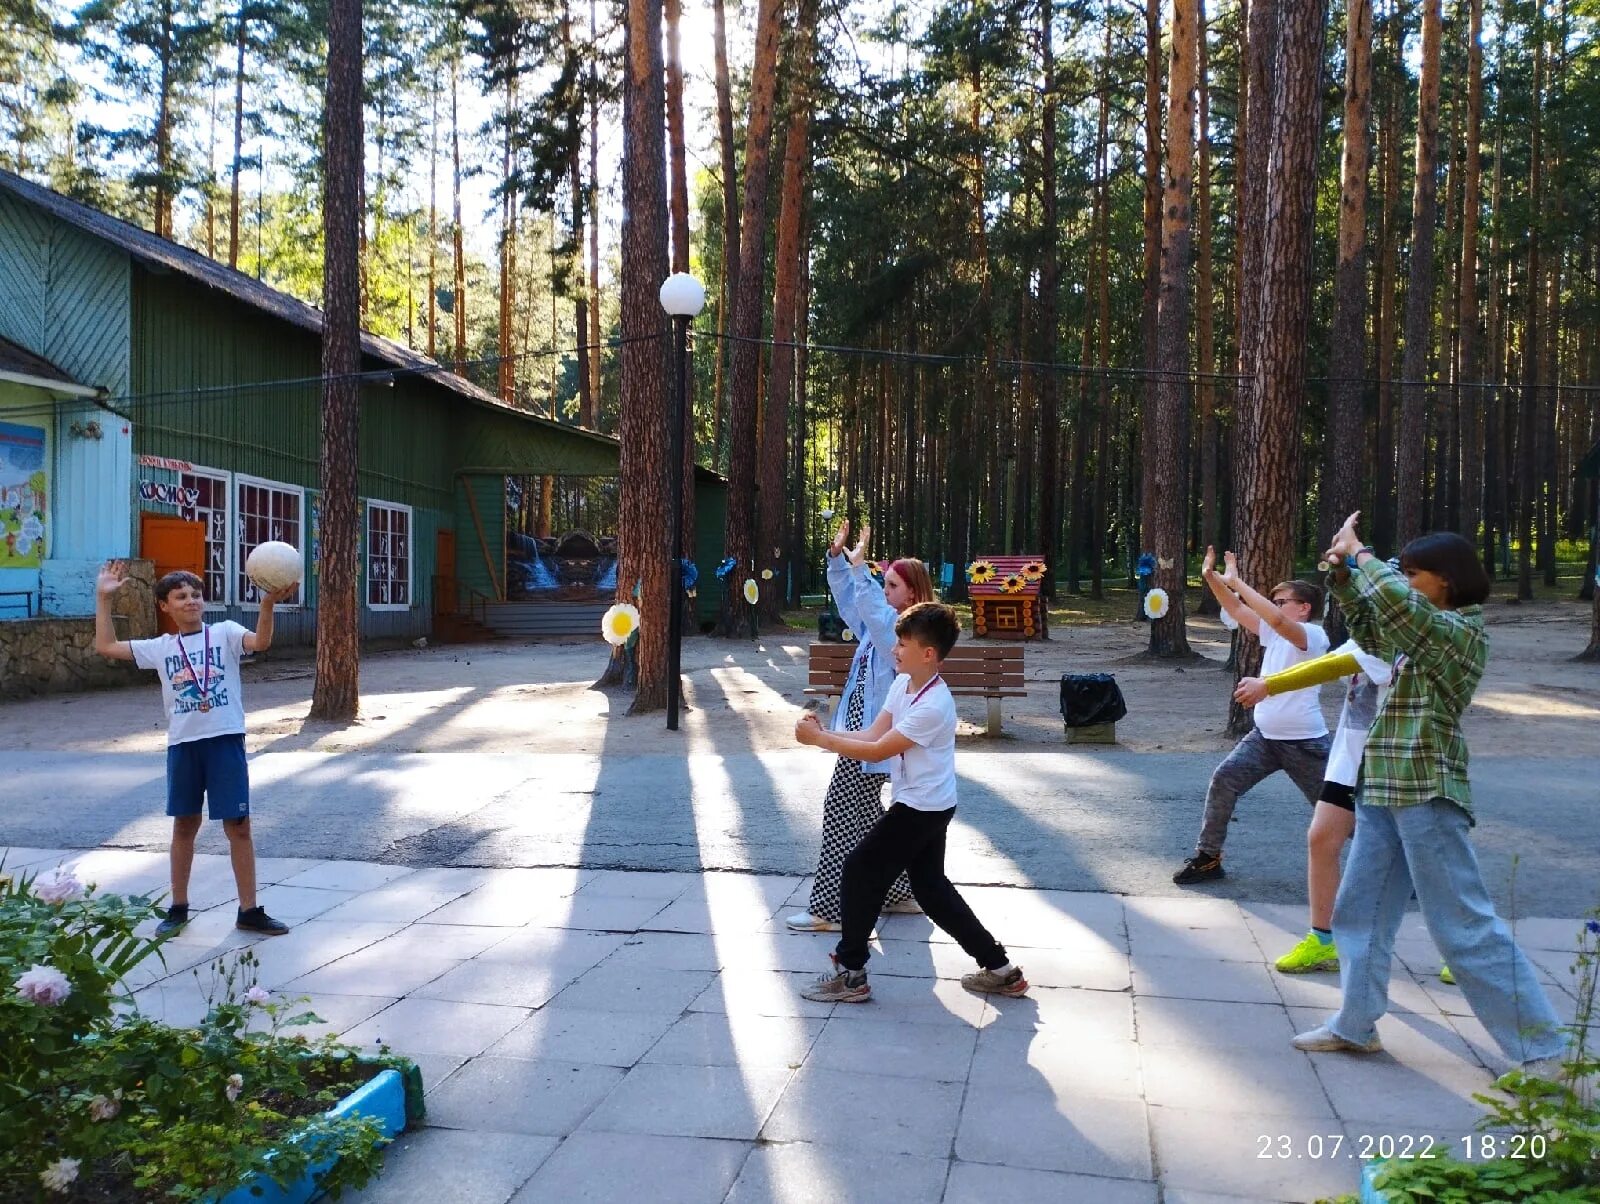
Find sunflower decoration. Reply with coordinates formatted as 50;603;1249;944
1144;587;1171;620
999;573;1026;595
601;602;641;647
1021;560;1047;582
967;560;997;585
743;577;760;606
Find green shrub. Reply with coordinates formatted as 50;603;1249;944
0;865;390;1201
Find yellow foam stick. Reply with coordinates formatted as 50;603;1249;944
1262;651;1360;696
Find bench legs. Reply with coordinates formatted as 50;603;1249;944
985;697;1002;737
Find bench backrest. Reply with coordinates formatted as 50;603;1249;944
808;642;1024;692
967;554;1045;598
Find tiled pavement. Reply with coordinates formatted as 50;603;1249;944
4;845;1590;1204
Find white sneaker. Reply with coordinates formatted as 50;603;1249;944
1514;1055;1567;1083
785;911;841;932
1291;1024;1383;1054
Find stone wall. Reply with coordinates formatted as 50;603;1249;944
0;560;155;698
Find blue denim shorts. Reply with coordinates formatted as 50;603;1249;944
166;733;250;821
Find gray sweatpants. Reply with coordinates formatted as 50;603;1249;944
1195;727;1331;856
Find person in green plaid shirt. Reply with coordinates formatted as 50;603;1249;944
1291;513;1566;1076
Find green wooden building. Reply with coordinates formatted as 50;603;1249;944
0;168;725;647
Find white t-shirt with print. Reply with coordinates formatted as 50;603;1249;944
1253;620;1331;740
884;672;959;813
129;621;250;746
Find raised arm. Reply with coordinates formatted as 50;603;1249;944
1201;545;1260;635
243;587;294;652
93;561;135;662
825;521;866;632
1224;552;1310;650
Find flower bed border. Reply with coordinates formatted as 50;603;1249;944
214;1062;411;1204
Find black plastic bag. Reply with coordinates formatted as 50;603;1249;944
1060;673;1127;726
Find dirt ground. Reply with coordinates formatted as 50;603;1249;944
4;593;1594;760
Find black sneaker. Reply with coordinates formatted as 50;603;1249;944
1173;854;1225;885
236;906;290;936
155;904;190;937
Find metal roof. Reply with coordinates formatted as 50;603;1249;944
0;167;633;457
0;334;81;386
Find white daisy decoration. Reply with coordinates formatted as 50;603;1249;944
743;578;760;605
760;568;775;580
1143;587;1171;620
601;603;641;647
841;628;855;642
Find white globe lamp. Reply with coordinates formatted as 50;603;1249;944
659;273;706;318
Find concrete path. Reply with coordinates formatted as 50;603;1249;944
4;844;1590;1204
8;749;1597;914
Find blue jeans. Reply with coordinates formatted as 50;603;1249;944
1329;800;1565;1063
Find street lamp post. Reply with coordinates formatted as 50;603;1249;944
659;273;706;731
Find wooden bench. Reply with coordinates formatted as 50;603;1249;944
805;642;1026;736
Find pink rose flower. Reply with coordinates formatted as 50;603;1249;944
14;964;72;1006
32;867;85;905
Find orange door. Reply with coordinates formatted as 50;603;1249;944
435;529;456;614
139;513;206;635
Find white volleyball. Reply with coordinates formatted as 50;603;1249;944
245;541;304;592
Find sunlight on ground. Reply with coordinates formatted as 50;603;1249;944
1471;690;1600;720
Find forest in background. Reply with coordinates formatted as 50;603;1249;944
4;0;1598;711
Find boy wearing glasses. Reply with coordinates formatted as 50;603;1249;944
1174;547;1331;885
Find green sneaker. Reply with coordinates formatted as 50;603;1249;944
1439;963;1455;985
1275;932;1340;974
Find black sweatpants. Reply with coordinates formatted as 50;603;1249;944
834;802;1009;973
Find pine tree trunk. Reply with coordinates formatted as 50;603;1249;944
1140;0;1162;472
760;0;817;623
451;53;466;365
498;72;517;404
1457;0;1483;544
1395;0;1444;545
426;66;439;360
663;0;695;563
310;0;363;723
1037;0;1059;602
566;0;592;427
1144;0;1198;656
1519;26;1544;602
611;0;672;707
1372;17;1403;548
1090;22;1112;601
718;0;784;636
228;6;246;269
1232;0;1277;553
1229;0;1328;733
711;0;739;471
1195;0;1219;615
1322;0;1372;549
586;0;602;426
154;0;174;237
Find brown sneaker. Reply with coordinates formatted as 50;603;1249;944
961;966;1029;997
800;956;871;1003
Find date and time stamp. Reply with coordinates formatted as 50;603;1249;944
1256;1132;1553;1162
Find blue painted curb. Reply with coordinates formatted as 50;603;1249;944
215;1067;406;1204
1359;1161;1388;1203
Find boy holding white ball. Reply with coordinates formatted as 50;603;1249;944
94;557;295;937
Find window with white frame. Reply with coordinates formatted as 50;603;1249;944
235;474;304;605
178;467;231;607
366;501;412;609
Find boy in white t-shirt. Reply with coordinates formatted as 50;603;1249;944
1174;547;1331;886
792;603;1027;1004
94;561;292;938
